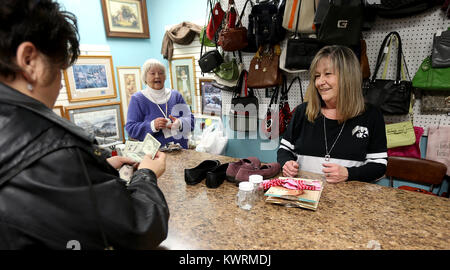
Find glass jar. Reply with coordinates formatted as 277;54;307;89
249;174;264;200
236;182;254;210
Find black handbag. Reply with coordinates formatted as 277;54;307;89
285;1;324;70
198;0;224;73
250;1;286;47
316;0;364;46
230;70;258;132
375;0;439;18
432;28;450;68
363;31;412;115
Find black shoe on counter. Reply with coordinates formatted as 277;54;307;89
206;163;229;188
184;160;220;185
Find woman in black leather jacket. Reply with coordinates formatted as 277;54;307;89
0;0;169;249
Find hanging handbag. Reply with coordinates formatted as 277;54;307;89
412;56;450;91
360;39;371;79
284;1;324;71
237;0;257;53
283;0;319;34
316;0;364;46
385;121;416;149
213;51;242;81
250;1;286;47
200;26;216;47
230;70;259;132
387;126;424;159
375;0;439;19
198;0;224;73
431;28;450;68
218;0;248;52
420;91;450;113
247;45;282;88
426;126;450;176
362;31;412;115
206;0;225;40
261;83;280;139
279;76;301;135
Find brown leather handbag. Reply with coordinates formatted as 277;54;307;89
218;0;248;51
247;45;282;88
360;39;371;79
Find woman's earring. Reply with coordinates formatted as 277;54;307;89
26;83;33;91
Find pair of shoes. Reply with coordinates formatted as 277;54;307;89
185;160;220;185
226;157;261;183
206;163;229;188
234;162;281;185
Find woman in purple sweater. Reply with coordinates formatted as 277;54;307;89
125;59;194;148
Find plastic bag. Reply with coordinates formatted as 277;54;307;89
195;120;228;155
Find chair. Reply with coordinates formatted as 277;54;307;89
386;156;447;195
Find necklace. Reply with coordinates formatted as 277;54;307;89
148;90;168;118
323;115;345;162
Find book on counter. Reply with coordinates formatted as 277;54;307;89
264;177;324;211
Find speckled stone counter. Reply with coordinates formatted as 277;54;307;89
157;150;449;250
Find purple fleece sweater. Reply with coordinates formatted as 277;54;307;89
125;90;194;148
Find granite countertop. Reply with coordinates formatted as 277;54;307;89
157;150;450;250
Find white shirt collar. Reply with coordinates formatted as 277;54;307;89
142;86;171;104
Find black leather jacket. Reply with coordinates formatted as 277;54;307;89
0;83;169;249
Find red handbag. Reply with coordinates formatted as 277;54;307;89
387;126;424;159
279;76;302;135
206;1;225;40
261;83;280;139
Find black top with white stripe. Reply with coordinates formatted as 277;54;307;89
277;102;388;182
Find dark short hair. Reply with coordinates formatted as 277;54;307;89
0;0;80;79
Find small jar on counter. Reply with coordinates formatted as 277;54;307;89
236;182;254;210
249;174;264;200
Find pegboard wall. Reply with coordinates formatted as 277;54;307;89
215;0;450;135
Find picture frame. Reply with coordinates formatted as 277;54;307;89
199;78;222;116
169;56;198;113
116;66;142;121
65;102;125;144
63;55;117;102
52;105;64;118
100;0;150;38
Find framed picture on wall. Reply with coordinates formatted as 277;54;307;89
52;105;64;118
169;56;198;113
63;55;117;102
100;0;150;38
116;66;142;121
199;78;222;116
65;102;125;144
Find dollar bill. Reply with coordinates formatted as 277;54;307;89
141;133;161;159
122;133;160;162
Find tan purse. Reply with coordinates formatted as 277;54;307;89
247;45;282;88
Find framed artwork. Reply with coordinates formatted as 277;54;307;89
65;102;125;144
199;78;222;116
169;57;198;113
52;105;64;118
100;0;150;38
63;55;117;102
116;66;142;121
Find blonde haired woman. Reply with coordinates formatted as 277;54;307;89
277;46;387;183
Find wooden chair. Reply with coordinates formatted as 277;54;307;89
386;156;447;195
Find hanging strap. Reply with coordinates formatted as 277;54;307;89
371;31;405;84
286;76;303;103
236;0;254;27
